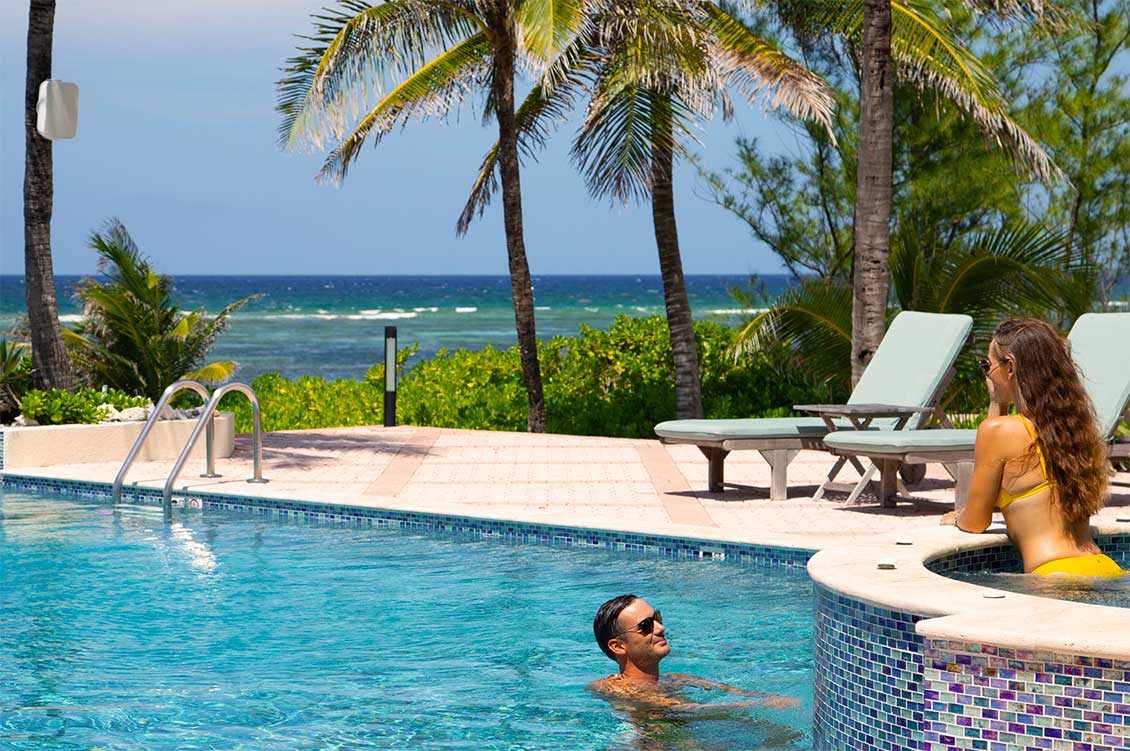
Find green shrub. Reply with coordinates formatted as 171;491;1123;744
19;387;149;426
1;343;33;422
226;316;840;437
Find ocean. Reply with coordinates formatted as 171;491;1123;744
0;275;791;382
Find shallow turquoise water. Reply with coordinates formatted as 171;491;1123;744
0;490;815;750
950;556;1130;610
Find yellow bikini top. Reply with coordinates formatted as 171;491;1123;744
996;415;1056;509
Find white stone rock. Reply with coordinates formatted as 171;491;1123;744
97;404;119;422
118;406;150;422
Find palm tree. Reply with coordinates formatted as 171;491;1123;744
461;0;836;418
852;0;894;385
277;0;584;432
64;220;258;402
23;0;72;391
806;0;1060;383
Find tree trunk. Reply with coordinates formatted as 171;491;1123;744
492;35;546;432
850;0;893;386
24;0;72;391
651;96;703;419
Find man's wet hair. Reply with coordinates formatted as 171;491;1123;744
593;594;638;661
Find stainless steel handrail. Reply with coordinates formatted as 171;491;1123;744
163;382;267;515
113;379;215;502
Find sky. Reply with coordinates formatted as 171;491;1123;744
0;0;804;277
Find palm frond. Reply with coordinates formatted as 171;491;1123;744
276;0;481;153
184;361;239;385
574;82;699;203
732;280;853;388
317;33;494;182
889;0;1060;182
704;4;835;138
778;0;1060;182
458;28;596;233
517;0;587;63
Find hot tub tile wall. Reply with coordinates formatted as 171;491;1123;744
922;640;1130;751
814;585;926;751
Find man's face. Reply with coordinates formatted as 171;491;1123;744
614;598;670;663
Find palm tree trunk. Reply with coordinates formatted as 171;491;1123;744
492;36;546;432
850;0;893;386
651;96;703;419
24;0;72;391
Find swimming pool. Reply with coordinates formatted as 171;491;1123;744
0;489;815;750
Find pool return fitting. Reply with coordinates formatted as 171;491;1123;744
113;380;267;518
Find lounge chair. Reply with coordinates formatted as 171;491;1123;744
654;311;974;500
822;312;1130;507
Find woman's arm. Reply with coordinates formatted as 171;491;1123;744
945;418;1010;533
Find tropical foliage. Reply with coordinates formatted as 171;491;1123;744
63;220;259;402
19;387;149;426
771;0;1059;382
222;316;840;436
733;223;1081;411
0;340;33;423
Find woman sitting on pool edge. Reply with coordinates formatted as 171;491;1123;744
941;318;1122;577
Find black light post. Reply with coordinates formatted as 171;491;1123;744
384;326;397;427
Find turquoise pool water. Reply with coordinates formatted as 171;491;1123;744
0;490;815;750
950;558;1130;610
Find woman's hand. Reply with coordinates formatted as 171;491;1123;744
940;510;959;526
985;376;1007;417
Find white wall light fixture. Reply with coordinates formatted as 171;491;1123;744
36;80;79;140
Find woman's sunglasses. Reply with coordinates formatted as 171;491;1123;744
613;610;662;638
979;358;1008;375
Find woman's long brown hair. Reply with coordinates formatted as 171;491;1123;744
993;318;1109;522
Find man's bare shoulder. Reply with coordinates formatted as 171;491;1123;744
587;675;622;694
587;675;682;707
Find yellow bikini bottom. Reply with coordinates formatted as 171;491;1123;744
1031;554;1125;577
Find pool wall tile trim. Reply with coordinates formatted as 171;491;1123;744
0;472;815;567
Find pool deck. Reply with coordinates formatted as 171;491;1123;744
7;424;1130;552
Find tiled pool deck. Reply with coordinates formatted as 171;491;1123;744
5;424;1128;552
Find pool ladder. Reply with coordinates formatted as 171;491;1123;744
113;380;268;516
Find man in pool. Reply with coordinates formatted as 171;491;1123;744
588;594;799;711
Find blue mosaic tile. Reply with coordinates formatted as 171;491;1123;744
923;639;1130;751
813;584;926;751
926;537;1130;575
0;472;817;567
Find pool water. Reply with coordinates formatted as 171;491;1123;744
0;490;815;750
950;554;1130;609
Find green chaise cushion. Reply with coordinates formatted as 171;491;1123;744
823;429;976;456
1068;312;1130;439
655;417;833;442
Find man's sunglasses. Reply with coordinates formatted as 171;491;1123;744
613;610;662;638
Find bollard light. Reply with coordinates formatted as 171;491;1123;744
384;326;397;427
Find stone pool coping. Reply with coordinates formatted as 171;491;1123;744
807;521;1130;660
